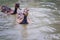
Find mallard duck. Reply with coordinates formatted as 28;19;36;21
0;3;20;15
16;8;29;24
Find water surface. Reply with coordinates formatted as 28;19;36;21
0;1;60;40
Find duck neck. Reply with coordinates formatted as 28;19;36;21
13;3;20;14
13;7;18;14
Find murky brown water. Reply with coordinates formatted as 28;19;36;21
0;2;60;40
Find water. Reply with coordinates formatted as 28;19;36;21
0;0;60;40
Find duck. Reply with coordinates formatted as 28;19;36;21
0;3;20;15
16;8;29;24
